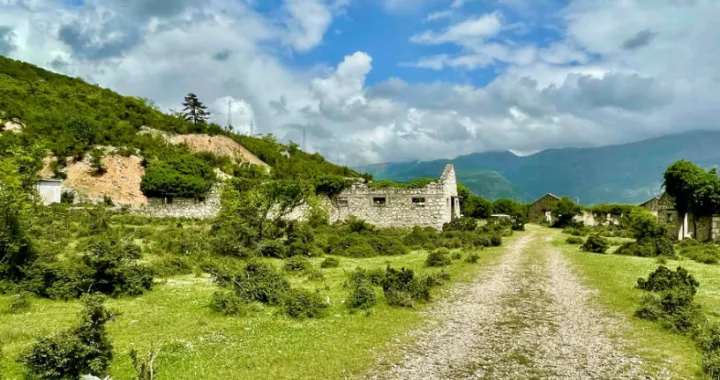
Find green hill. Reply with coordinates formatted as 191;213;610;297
357;131;720;204
0;56;362;196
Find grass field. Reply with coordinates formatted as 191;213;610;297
0;233;519;379
550;227;714;378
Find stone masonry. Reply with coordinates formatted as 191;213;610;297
287;164;461;230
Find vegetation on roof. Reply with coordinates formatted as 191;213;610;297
367;178;437;190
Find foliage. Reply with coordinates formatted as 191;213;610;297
209;290;248;316
382;267;432;308
367;178;436;189
425;248;452;267
635;266;703;334
320;257;340;268
23;295;116;379
460;189;492;219
284;256;311;273
346;276;377;311
464;253;480;264
60;191;75;204
282;289;327;319
140;154;215;198
636;266;699;295
615;208;676;258
581;235;609;254
5;291;31;314
209;261;290;306
566;236;585;245
588;204;635;216
681;243;720;265
442;217;477;232
551;197;582;228
664;160;720;242
182;93;211;125
345;268;385;288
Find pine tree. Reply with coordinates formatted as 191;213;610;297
182;93;211;125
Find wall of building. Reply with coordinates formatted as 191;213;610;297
141;187;221;219
528;194;560;223
36;180;62;205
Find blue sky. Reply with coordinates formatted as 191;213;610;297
0;0;718;164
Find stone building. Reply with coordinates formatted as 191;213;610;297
287;164;461;229
638;192;719;241
35;178;62;205
528;193;561;224
143;186;221;219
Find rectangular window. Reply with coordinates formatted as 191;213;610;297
338;198;349;207
412;197;426;207
373;197;387;207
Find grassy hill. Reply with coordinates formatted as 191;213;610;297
0;56;362;200
357;130;720;204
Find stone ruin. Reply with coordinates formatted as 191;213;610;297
287;164;462;229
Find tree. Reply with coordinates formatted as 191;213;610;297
182;93;211;125
664;160;720;239
551;197;582;228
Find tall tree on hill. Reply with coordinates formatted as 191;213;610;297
182;93;211;125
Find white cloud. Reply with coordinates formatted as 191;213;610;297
0;0;718;167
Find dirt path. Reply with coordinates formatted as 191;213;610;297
370;231;660;380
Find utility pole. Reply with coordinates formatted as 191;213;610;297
302;127;307;151
226;98;232;131
249;120;254;136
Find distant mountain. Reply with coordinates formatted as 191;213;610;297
356;130;720;205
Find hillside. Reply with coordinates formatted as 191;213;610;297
357;130;720;204
0;56;361;201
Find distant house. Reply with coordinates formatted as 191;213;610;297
528;193;561;224
488;214;511;224
640;192;693;240
36;179;62;205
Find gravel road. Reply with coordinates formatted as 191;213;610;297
370;231;666;380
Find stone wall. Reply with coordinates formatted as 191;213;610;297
141;187;221;219
284;164;459;230
36;179;62;205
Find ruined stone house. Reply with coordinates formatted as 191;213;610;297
528;193;560;224
287;164;462;229
640;192;720;241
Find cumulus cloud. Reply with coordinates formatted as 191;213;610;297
0;0;717;166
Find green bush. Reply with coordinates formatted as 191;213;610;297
425;248;452;267
563;227;589;237
581;235;609;253
566;236;585;245
282;289;327;319
442;217;477;232
402;226;437;248
284;256;311;273
210;261;290;306
23;296;115;379
366;235;408;256
140;154;215;198
5;291;31;314
382;267;431;308
320;257;340;268
152;256;193;277
464;253;481;264
346;277;377;311
681;244;720;264
259;239;287;258
635;266;702;334
209;290;248;316
451;252;462;260
346;268;385;287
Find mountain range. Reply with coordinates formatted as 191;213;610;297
356;130;720;205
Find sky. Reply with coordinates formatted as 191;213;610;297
0;0;718;166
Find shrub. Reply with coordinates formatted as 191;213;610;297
81;238;154;297
211;261;291;305
282;289;327;319
382;267;431;308
320;257;340;268
403;226;436;248
465;253;480;264
346;268;385;287
347;277;377;311
637;266;699;295
442;217;477;232
451;252;462;260
366;235;408;256
5;291;31;314
60;190;75;204
489;234;502;247
153;256;193;277
140;154;215;198
566;236;585;245
89;148;106;175
425;248;451;267
346;217;374;233
681;244;720;265
581;235;609;253
209;290;248;316
284;256;311;273
563;227;589;237
23;296;115;379
635;266;702;334
259;239;287;258
422;271;450;287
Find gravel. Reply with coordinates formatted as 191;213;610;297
370;232;666;380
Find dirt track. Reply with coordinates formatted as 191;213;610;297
370;230;665;380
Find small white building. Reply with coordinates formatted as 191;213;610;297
36;179;63;205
